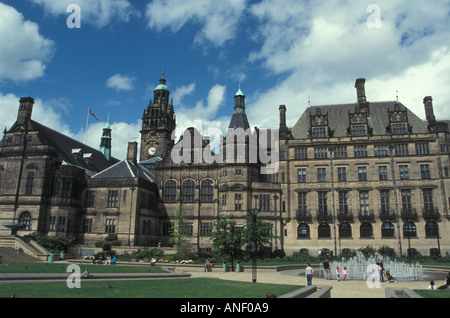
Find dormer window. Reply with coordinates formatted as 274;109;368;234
312;127;327;138
351;125;366;136
392;123;407;134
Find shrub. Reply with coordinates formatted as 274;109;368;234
377;245;396;258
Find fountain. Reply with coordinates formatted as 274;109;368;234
2;222;26;237
326;251;423;281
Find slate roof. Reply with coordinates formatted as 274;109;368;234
228;111;250;131
291;101;429;139
91;159;156;183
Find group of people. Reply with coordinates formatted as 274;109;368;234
91;254;117;265
321;259;348;282
428;272;450;290
204;259;215;272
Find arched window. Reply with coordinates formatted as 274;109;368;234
339;222;352;238
297;223;310;238
425;221;439;238
381;222;395;238
360;222;373;238
18;211;32;231
163;180;176;202
318;223;331;238
403;222;416;238
200;179;214;202
181;180;195;202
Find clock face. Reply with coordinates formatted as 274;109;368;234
148;147;156;156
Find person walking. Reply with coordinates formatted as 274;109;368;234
323;258;330;280
305;264;313;286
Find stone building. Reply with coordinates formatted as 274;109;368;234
1;74;449;258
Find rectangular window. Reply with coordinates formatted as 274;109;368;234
378;166;388;180
394;144;408;156
374;145;389;157
317;168;326;182
105;219;116;233
337;167;347;182
57;216;66;232
392;123;407;134
401;189;412;214
399;165;409;180
83;218;93;233
423;189;434;213
338;191;348;213
297;168;307;183
354;146;368;157
420;164;430;179
334;146;348;158
297;192;307;212
49;216;56;231
294;148;308;160
107;190;119;208
380;190;390;214
314;147;328;159
358;166;367;181
312;127;327;138
200;222;212;236
259;194;271;211
86;190;95;207
25;172;34;195
318;191;328;214
61;177;72;198
415;143;430;155
359;191;370;215
352;125;366;136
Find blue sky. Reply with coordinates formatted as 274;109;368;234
1;0;450;160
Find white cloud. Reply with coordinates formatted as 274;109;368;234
106;74;136;92
145;0;247;47
29;0;140;27
0;3;55;82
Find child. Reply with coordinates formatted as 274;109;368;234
342;267;348;280
336;266;342;282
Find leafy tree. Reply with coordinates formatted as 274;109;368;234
169;203;190;247
95;233;121;251
32;234;75;252
210;217;244;271
242;216;276;258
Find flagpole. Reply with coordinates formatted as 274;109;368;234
84;107;89;144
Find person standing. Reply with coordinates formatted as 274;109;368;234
323;258;330;280
376;260;384;282
305;264;313;286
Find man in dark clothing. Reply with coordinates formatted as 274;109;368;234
323;258;330;280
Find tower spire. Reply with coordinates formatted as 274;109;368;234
99;110;112;160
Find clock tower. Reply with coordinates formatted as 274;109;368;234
140;70;176;162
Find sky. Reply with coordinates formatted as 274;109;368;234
1;0;449;160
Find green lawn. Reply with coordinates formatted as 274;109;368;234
0;278;301;298
414;290;450;298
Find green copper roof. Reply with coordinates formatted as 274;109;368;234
235;84;244;96
154;83;169;91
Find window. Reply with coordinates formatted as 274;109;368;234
298;192;307;213
107;190;118;208
420;164;430;179
86;190;96;207
105;219;116;233
392;123;407;134
26;136;33;145
318;191;328;214
318;223;331;238
182;222;194;236
352;125;366;136
360;222;373;238
298;224;310;238
423;189;434;213
374;145;389;157
181;180;195;202
403;222;416;238
334;146;348;158
338;191;348;214
378;166;388;180
297;168;307;183
57;216;66;232
200;222;213;236
393;144;408;156
380;190;390;214
354;146;368;158
122;190;127;202
259;194;270;211
359;191;370;215
425;221;439;238
25;172;34;195
164;180;177;202
200;180;214;202
358;167;367;181
235;193;242;211
61;177;72;198
317;168;326;182
415;143;430;155
18;211;31;231
337;167;347;182
83;218;93;233
381;222;395;238
401;190;412;214
399;165;409;180
339;222;352;238
49;216;56;231
312;127;327;138
235;169;242;175
221;194;227;206
314;147;327;159
294;148;308;160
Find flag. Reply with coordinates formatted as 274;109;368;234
89;108;100;120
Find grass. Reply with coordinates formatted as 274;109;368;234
0;262;302;298
414;290;450;298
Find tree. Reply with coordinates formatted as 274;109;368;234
169;203;190;247
95;233;121;251
209;217;244;271
32;233;75;252
242;216;276;258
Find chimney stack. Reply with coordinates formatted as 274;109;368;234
355;78;369;111
423;96;436;123
127;142;138;164
279;105;287;131
17;97;34;125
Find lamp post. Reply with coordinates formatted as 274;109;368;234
273;193;278;250
248;194;260;283
128;187;136;247
389;145;403;257
328;147;337;256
